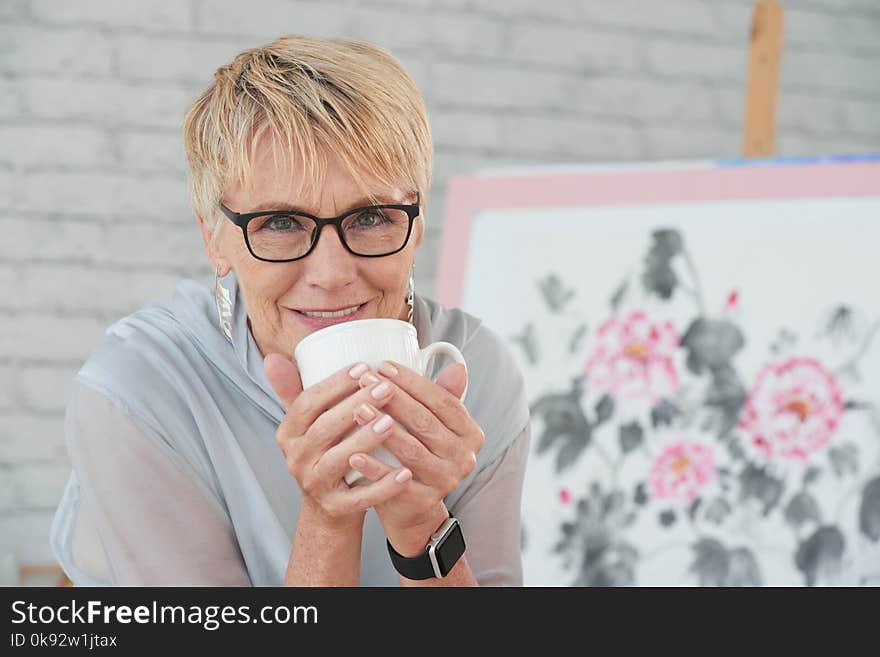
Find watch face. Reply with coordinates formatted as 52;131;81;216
434;521;466;575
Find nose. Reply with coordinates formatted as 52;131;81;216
301;223;358;289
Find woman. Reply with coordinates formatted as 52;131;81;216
50;35;531;586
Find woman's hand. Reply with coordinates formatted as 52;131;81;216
264;353;414;531
349;360;485;555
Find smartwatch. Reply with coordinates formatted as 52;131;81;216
386;516;466;580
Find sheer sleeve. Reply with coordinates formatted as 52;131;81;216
449;423;531;586
59;382;251;586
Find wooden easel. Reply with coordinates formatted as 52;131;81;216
742;0;784;157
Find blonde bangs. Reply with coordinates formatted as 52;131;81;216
182;35;432;235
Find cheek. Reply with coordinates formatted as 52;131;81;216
235;261;294;316
368;259;410;294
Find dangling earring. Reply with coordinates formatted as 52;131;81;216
406;263;415;325
214;263;233;343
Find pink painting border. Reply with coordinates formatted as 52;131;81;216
434;160;880;308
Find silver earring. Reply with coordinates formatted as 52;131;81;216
214;263;233;343
406;263;415;325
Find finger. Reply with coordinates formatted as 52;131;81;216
373;360;471;435
348;450;394;480
305;373;396;452
352;401;454;461
328;467;413;515
379;419;466;493
286;361;371;434
434;362;468;403
263;353;303;409
347;453;437;498
316;413;396;480
361;376;459;459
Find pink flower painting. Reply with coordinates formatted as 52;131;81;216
739;357;844;462
648;441;715;502
585;311;680;402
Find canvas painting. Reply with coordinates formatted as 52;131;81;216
436;159;880;586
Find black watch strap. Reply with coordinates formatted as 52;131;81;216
386;540;437;580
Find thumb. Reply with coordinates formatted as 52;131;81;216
435;362;468;402
263;352;303;408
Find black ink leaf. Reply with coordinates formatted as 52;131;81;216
659;509;676;527
531;377;591;471
795;525;846;587
738;463;784;516
555;432;591;473
727;547;762;587
538;273;575;312
568;322;588;354
784;491;822;530
687;496;703;522
642;229;684;300
634;482;648;506
726;436;747;462
650;399;681;429
689;538;729;587
802;466;822;487
703;496;732;525
610;279;628;312
828;443;859;478
859;476;880;543
817;305;859;348
689;538;761;586
594;393;615;425
705;364;747;437
619;421;644;454
511;323;539;366
643;262;678;300
680;318;745;375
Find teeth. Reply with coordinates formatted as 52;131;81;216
301;305;360;318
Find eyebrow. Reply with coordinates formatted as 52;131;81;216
248;195;411;214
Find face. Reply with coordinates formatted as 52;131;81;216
200;138;424;359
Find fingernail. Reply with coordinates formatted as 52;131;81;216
360;372;380;387
371;382;391;399
373;414;394;433
378;361;398;377
349;454;366;469
355;403;375;423
349;363;369;379
395;468;412;483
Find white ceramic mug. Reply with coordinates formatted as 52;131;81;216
294;318;467;485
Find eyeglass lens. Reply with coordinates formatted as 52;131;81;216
246;207;410;260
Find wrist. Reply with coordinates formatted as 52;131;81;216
384;504;450;557
300;495;365;536
287;497;365;587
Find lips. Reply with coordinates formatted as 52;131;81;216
296;304;363;316
288;301;369;329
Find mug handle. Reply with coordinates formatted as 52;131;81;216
419;341;468;402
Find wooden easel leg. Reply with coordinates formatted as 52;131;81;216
743;0;784;157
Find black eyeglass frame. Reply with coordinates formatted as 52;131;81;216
218;200;421;263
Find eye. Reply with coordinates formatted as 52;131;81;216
353;209;389;227
255;215;306;231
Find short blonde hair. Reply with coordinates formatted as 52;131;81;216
182;35;433;243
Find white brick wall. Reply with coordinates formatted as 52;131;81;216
1;0;878;586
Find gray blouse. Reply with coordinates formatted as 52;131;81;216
49;271;531;586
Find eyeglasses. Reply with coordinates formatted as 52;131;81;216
218;200;421;263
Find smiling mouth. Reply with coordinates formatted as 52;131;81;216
290;302;368;319
287;299;371;323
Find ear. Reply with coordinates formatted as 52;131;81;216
412;215;425;249
198;213;231;275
